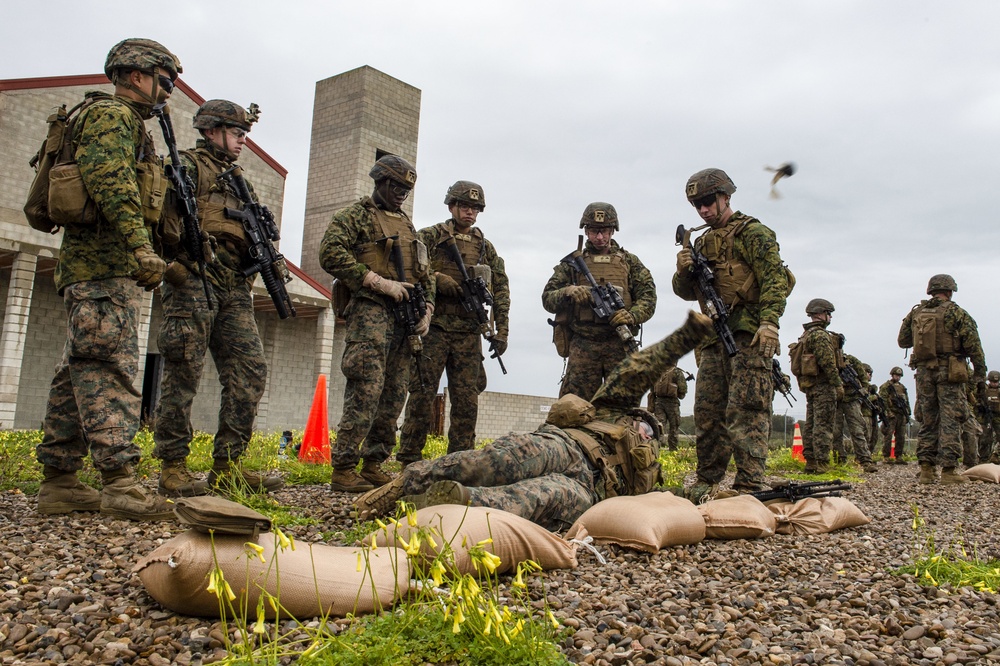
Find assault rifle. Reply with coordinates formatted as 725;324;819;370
872;393;890;426
561;236;639;353
219;166;296;319
387;236;428;388
889;387;908;417
152;104;214;308
440;237;507;374
772;358;795;407
840;365;883;421
675;225;738;357
750;479;852;503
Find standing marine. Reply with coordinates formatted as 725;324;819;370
878;367;911;462
978;371;1000;464
647;364;689;451
831;351;877;472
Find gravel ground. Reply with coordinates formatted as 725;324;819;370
3;462;1000;665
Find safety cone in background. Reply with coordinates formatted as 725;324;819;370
890;435;896;460
791;422;805;461
299;374;330;464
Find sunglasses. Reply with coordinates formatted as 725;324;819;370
156;74;174;94
691;194;717;209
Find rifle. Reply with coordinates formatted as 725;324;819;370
889;386;908;417
675;225;738;357
387;236;428;388
750;479;852;503
840;365;884;421
152;104;214;308
560;236;639;353
873;393;890;426
772;358;795;407
440;237;507;374
219;166;296;319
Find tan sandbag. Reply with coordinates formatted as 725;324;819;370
962;463;1000;483
367;505;578;574
699;495;777;539
135;530;409;619
767;497;872;535
564;491;705;553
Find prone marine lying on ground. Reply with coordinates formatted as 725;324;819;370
353;311;714;531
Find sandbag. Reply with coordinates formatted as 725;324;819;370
699;495;777;539
367;505;578;574
768;497;871;535
135;530;408;619
962;463;1000;483
565;491;705;553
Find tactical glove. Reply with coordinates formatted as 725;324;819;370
163;261;189;287
414;303;434;336
435;272;461;299
133;245;166;290
751;322;780;358
676;249;694;274
609;309;635;327
490;334;508;357
562;285;592;306
835;385;845;402
363;270;412;303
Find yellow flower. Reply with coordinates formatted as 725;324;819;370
512;618;526;637
430;560;446;587
426;533;438;550
276;528;294;551
407;509;419;528
512;569;526;589
398;533;422;557
253;606;266;634
483;615;493;635
472;550;502;574
356;552;363;573
477;537;494;547
245;542;266;563
465;577;481;599
547;610;560;629
375;519;388;531
452;604;466;633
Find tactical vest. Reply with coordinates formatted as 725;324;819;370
888;382;908;412
353;205;428;283
185;148;248;251
693;217;757;310
910;302;958;364
654;369;679;399
563;417;662;500
572;251;632;323
435;226;485;318
986;385;1000;413
791;327;843;390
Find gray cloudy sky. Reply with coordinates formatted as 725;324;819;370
5;1;998;418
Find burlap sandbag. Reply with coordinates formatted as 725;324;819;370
962;463;1000;483
367;505;578;574
767;497;872;535
699;495;777;539
564;492;705;553
135;530;409;619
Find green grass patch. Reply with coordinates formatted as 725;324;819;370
897;505;1000;594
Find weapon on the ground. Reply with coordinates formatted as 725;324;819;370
840;365;884;421
750;479;852;503
387;236;428;388
560;236;639;353
772;358;795;407
440;237;506;374
675;225;738;357
152;104;214;309
219;166;296;319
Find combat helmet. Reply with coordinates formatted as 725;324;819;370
805;298;835;315
926;274;957;295
369;155;417;187
685;168;736;203
891;366;904;376
105;38;182;81
193;100;259;131
579;202;619;230
988;371;1000;383
444;181;485;210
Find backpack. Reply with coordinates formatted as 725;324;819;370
788;336;818;379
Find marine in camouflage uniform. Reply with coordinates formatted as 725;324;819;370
320;155;434;492
878;367;911;462
792;299;843;475
353;312;713;531
646;365;689;451
542;203;656;401
396;181;510;464
960;380;982;467
831;352;877;471
860;363;882;458
673;169;789;494
976;371;1000;464
898;274;986;484
152;100;281;496
34;39;180;521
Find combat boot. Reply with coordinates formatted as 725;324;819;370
862;462;878;473
36;466;101;515
330;468;375;493
100;466;175;522
360;461;393;487
354;476;407;521
158;459;210;497
402;480;472;511
940;467;969;485
813;462;830;475
918;463;937;485
209;459;284;494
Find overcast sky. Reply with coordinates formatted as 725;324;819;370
5;1;999;419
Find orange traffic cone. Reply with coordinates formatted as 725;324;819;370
890;434;896;460
299;374;330;464
791;422;805;461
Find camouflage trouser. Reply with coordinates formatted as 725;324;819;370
693;333;771;491
334;297;410;470
153;263;266;463
880;413;908;458
36;279;143;473
962;407;980;466
560;333;627;401
401;425;598;531
397;325;484;464
978;411;1000;463
802;383;837;466
914;365;964;468
652;397;681;451
867;413;880;456
833;400;873;464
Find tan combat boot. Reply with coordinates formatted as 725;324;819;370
37;465;101;515
100;466;175;522
330;468;375;493
354;476;407;521
918;463;937;485
158;459;210;497
209;459;284;494
402;480;472;511
360;460;394;487
940;467;969;485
